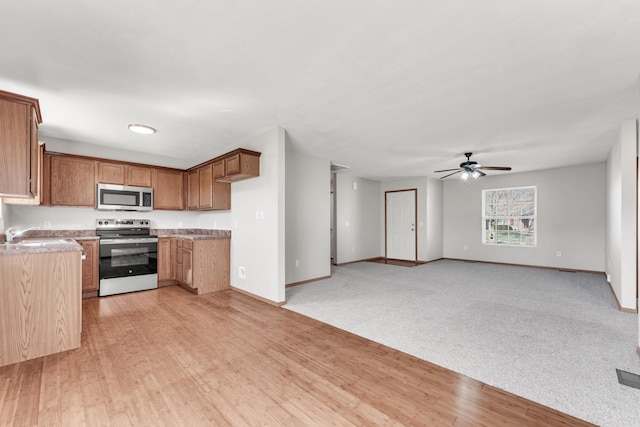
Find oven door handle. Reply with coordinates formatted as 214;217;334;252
99;238;158;245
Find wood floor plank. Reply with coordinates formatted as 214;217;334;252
0;286;595;426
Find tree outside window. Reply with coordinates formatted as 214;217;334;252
482;186;536;246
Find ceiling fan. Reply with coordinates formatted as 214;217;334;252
434;152;512;180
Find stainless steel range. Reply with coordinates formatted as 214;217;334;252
96;219;158;297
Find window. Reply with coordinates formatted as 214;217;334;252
482;186;536;246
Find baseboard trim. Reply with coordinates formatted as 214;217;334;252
82;290;98;299
336;257;441;266
286;275;331;288
158;280;177;288
335;257;383;266
605;280;638;314
443;258;604;275
230;286;285;307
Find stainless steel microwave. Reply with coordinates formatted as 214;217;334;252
96;183;153;211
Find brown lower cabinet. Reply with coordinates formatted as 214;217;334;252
80;239;99;295
159;236;229;294
158;237;172;282
0;249;81;367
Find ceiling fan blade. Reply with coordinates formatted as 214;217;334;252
439;170;463;179
434;168;462;173
476;170;486;177
477;166;512;171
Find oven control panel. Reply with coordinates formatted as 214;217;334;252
96;219;151;229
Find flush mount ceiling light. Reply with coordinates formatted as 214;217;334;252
128;123;156;135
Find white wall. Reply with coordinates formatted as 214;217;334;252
335;174;381;264
380;177;443;262
198;127;286;303
444;163;606;272
7;205;198;230
426;177;444;260
605;119;637;311
285;149;330;284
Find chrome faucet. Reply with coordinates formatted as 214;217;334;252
5;226;41;243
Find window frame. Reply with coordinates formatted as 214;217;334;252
481;185;537;247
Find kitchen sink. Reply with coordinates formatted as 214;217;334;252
14;238;75;247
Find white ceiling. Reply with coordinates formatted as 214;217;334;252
2;1;639;180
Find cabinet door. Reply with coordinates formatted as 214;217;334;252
158;238;172;282
0;100;31;197
182;244;193;288
170;238;178;281
187;170;199;210
198;164;214;210
212;159;225;179
49;156;97;207
126;165;152;187
175;239;184;282
97;161;125;184
28;109;38;197
216;150;261;183
153;169;185;210
80;240;99;292
212;182;231;210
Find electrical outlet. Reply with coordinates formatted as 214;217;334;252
238;266;246;279
463;245;468;251
178;220;183;228
43;221;52;230
556;250;562;257
295;259;299;267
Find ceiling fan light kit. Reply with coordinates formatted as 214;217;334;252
435;152;511;180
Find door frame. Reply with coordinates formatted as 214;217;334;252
384;188;418;262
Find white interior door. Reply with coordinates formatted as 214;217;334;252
386;190;416;261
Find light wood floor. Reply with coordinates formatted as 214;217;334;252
0;286;594;426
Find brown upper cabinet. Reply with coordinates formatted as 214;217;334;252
187;163;230;211
97;161;125;184
212;159;225;179
126;165;152;187
0;90;42;199
48;154;97;207
214;149;261;183
38;147;258;210
98;161;152;187
153;168;185;210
